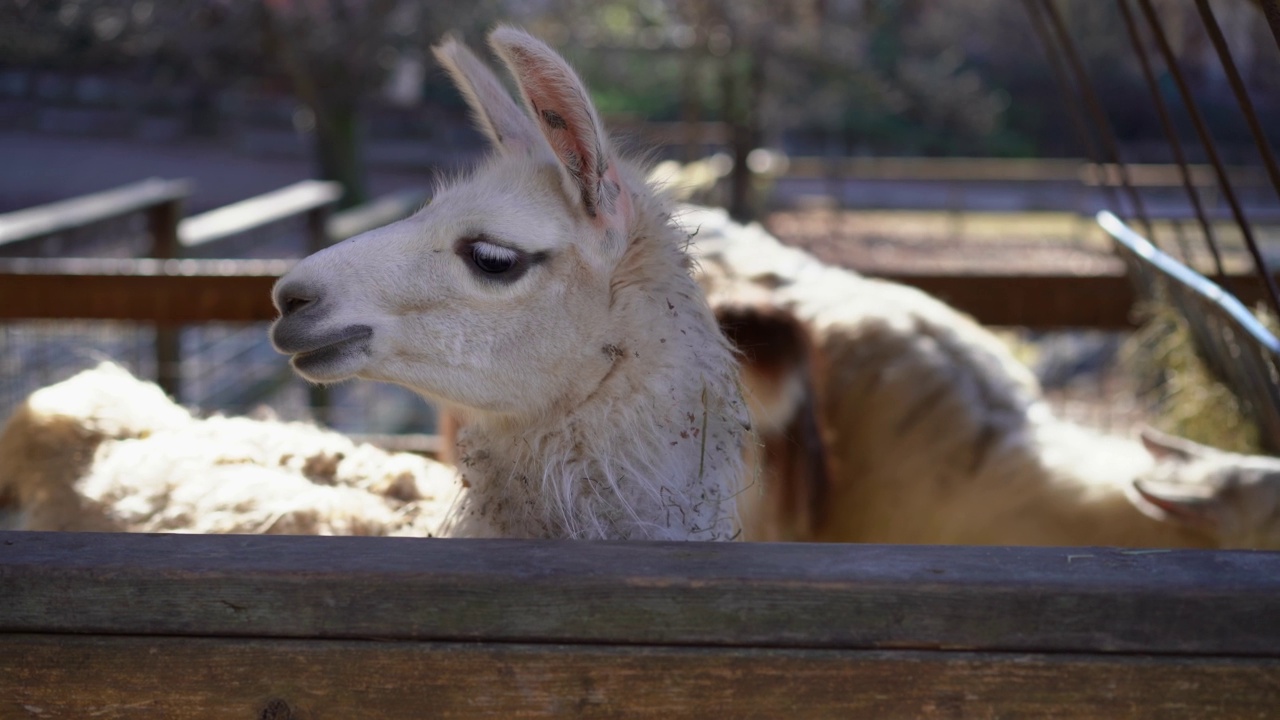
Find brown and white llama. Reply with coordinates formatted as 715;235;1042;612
685;204;1280;550
269;29;750;541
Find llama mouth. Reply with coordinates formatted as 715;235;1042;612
285;325;374;381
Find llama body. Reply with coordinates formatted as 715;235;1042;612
686;205;1280;549
0;363;457;535
269;30;747;540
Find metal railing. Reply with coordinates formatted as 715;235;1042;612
1026;0;1280;451
1100;211;1280;452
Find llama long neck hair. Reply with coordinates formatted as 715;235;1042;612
439;108;750;540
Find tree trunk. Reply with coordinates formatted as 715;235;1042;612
258;5;369;211
723;50;765;222
312;100;367;210
681;51;703;163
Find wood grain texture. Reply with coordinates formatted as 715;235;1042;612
896;272;1136;328
1;258;1272;329
2;634;1277;720
0;261;1141;328
3;532;1279;656
0;258;286;324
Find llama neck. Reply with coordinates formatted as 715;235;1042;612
447;213;750;541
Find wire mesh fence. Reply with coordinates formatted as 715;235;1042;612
0;319;440;436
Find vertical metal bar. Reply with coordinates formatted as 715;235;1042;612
1195;0;1280;205
1260;0;1280;55
1117;0;1221;275
1137;0;1280;317
147;198;183;400
1021;0;1123;215
1038;0;1155;240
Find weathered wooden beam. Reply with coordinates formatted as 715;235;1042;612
0;258;287;324
326;187;429;244
2;634;1276;719
3;257;1275;329
0;258;1132;327
177;180;343;250
0;178;192;253
887;272;1137;328
3;532;1279;655
780;156;1271;186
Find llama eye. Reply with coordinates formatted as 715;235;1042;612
469;241;520;275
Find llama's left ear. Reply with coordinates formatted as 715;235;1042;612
489;26;632;234
1130;479;1222;532
1139;426;1215;462
432;34;541;155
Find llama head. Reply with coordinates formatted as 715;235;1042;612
270;28;640;416
1131;427;1280;549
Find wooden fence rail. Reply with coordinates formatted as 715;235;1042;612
0;181;427;423
4;256;1277;329
177;180;342;255
778;156;1275;187
1;531;1277;718
0;178;193;395
0;177;191;253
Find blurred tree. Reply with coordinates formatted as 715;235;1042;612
259;0;399;208
3;0;1277;207
0;0;502;208
260;0;508;207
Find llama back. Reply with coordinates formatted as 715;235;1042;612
687;206;1280;549
685;205;1041;541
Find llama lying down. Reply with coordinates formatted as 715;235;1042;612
0;363;458;536
270;29;749;540
685;205;1280;550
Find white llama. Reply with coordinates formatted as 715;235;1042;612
269;28;749;541
685;205;1280;549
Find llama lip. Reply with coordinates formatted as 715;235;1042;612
283;325;374;379
272;322;372;356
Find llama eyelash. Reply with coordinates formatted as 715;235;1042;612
455;235;555;285
456;236;533;284
471;240;519;267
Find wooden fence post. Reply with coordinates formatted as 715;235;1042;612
305;204;334;425
148;197;183;400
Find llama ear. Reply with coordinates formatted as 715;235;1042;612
1138;426;1215;462
489;26;632;230
432;34;541;154
1130;479;1222;533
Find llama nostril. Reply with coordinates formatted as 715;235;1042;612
282;295;312;316
275;280;321;318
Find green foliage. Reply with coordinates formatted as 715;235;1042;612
5;0;1276;161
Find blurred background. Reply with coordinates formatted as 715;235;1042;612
1;0;1278;447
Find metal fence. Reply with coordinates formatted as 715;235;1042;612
1025;0;1280;451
